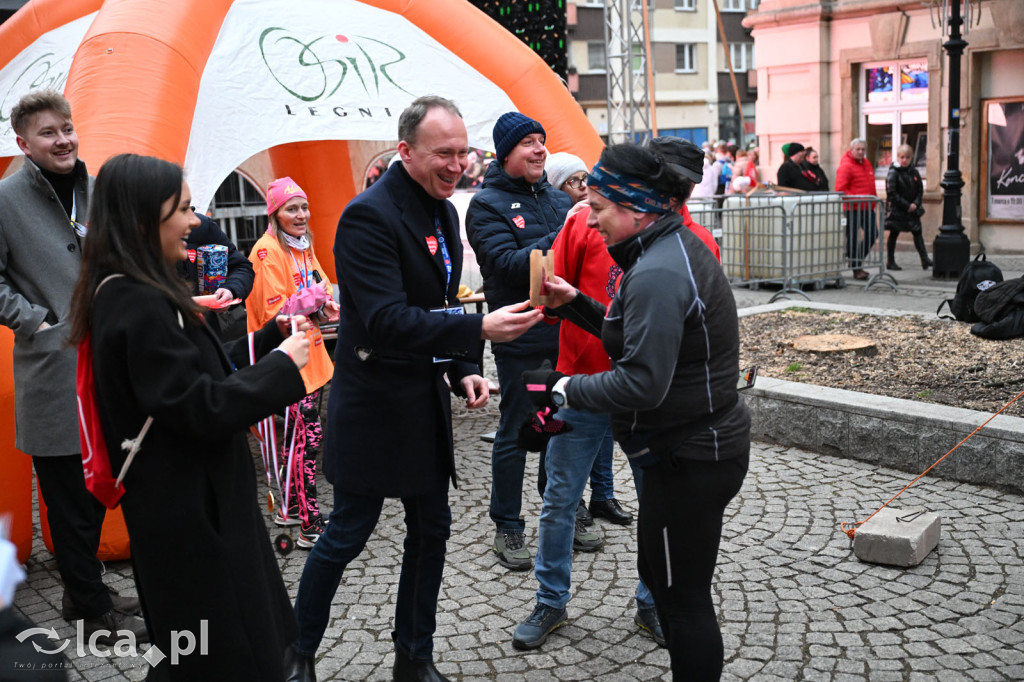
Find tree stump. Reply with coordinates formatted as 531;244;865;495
792;334;878;356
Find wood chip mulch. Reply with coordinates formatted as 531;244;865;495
738;309;1024;418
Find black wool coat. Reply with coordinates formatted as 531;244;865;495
884;164;924;233
326;162;484;498
91;276;306;681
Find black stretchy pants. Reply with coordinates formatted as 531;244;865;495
637;451;749;681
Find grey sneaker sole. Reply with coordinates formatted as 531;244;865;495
274;514;301;527
493;548;533;570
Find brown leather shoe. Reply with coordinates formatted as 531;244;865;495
853;269;869;280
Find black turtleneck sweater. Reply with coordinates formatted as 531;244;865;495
39;166;76;219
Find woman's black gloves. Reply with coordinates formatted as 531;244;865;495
522;360;566;409
517;361;572;452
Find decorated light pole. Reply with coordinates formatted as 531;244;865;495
931;0;975;278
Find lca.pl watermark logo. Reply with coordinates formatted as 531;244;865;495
13;620;209;669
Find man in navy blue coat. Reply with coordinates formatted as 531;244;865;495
287;96;542;682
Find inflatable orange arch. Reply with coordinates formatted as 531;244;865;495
0;0;603;562
64;0;602;281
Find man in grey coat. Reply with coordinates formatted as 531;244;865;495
0;90;145;642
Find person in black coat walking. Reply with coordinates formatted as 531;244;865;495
884;144;932;270
68;154;312;681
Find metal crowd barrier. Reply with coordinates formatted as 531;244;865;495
839;195;898;291
688;192;897;302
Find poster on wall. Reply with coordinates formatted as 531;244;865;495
984;98;1024;221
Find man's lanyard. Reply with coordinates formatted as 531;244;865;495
288;248;312;289
70;193;86;238
434;213;452;308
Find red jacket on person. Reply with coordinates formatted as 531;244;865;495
550;203;720;376
835;149;876;209
681;205;721;263
551;207;619;376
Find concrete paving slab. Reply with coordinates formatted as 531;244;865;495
853;507;942;567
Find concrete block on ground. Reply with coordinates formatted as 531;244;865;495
853;507;940;567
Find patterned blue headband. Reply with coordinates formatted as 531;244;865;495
587;163;672;214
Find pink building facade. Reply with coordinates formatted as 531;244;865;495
746;0;1024;252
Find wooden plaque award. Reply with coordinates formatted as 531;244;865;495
529;249;556;307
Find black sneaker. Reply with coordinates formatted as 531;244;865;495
297;516;326;549
512;603;568;650
589;498;633;525
493;530;532;570
572;519;603;553
634;606;667;647
575;499;594;527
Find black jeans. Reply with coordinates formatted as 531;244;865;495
637;451;749;681
293;486;451;660
33;454;112;619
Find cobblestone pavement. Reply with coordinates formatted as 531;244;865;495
10;385;1024;680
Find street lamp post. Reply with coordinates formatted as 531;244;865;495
932;0;972;279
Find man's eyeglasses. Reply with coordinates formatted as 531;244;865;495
564;175;588;189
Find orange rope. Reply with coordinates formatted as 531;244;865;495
840;387;1024;539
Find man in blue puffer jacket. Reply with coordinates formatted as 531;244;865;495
467;112;572;570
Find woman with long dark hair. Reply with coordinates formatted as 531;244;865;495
69;153;311;681
521;142;750;680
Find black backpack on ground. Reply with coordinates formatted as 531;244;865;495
970;277;1024;340
937;253;1003;322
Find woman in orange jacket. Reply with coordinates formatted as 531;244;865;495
247;177;339;548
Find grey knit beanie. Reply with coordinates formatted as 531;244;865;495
545;152;588;191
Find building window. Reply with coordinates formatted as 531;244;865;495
674;0;696;10
676;44;696;73
860;59;929;180
720;0;752;11
206;173;268;257
656;127;708;147
588;41;606;72
723;43;754;72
